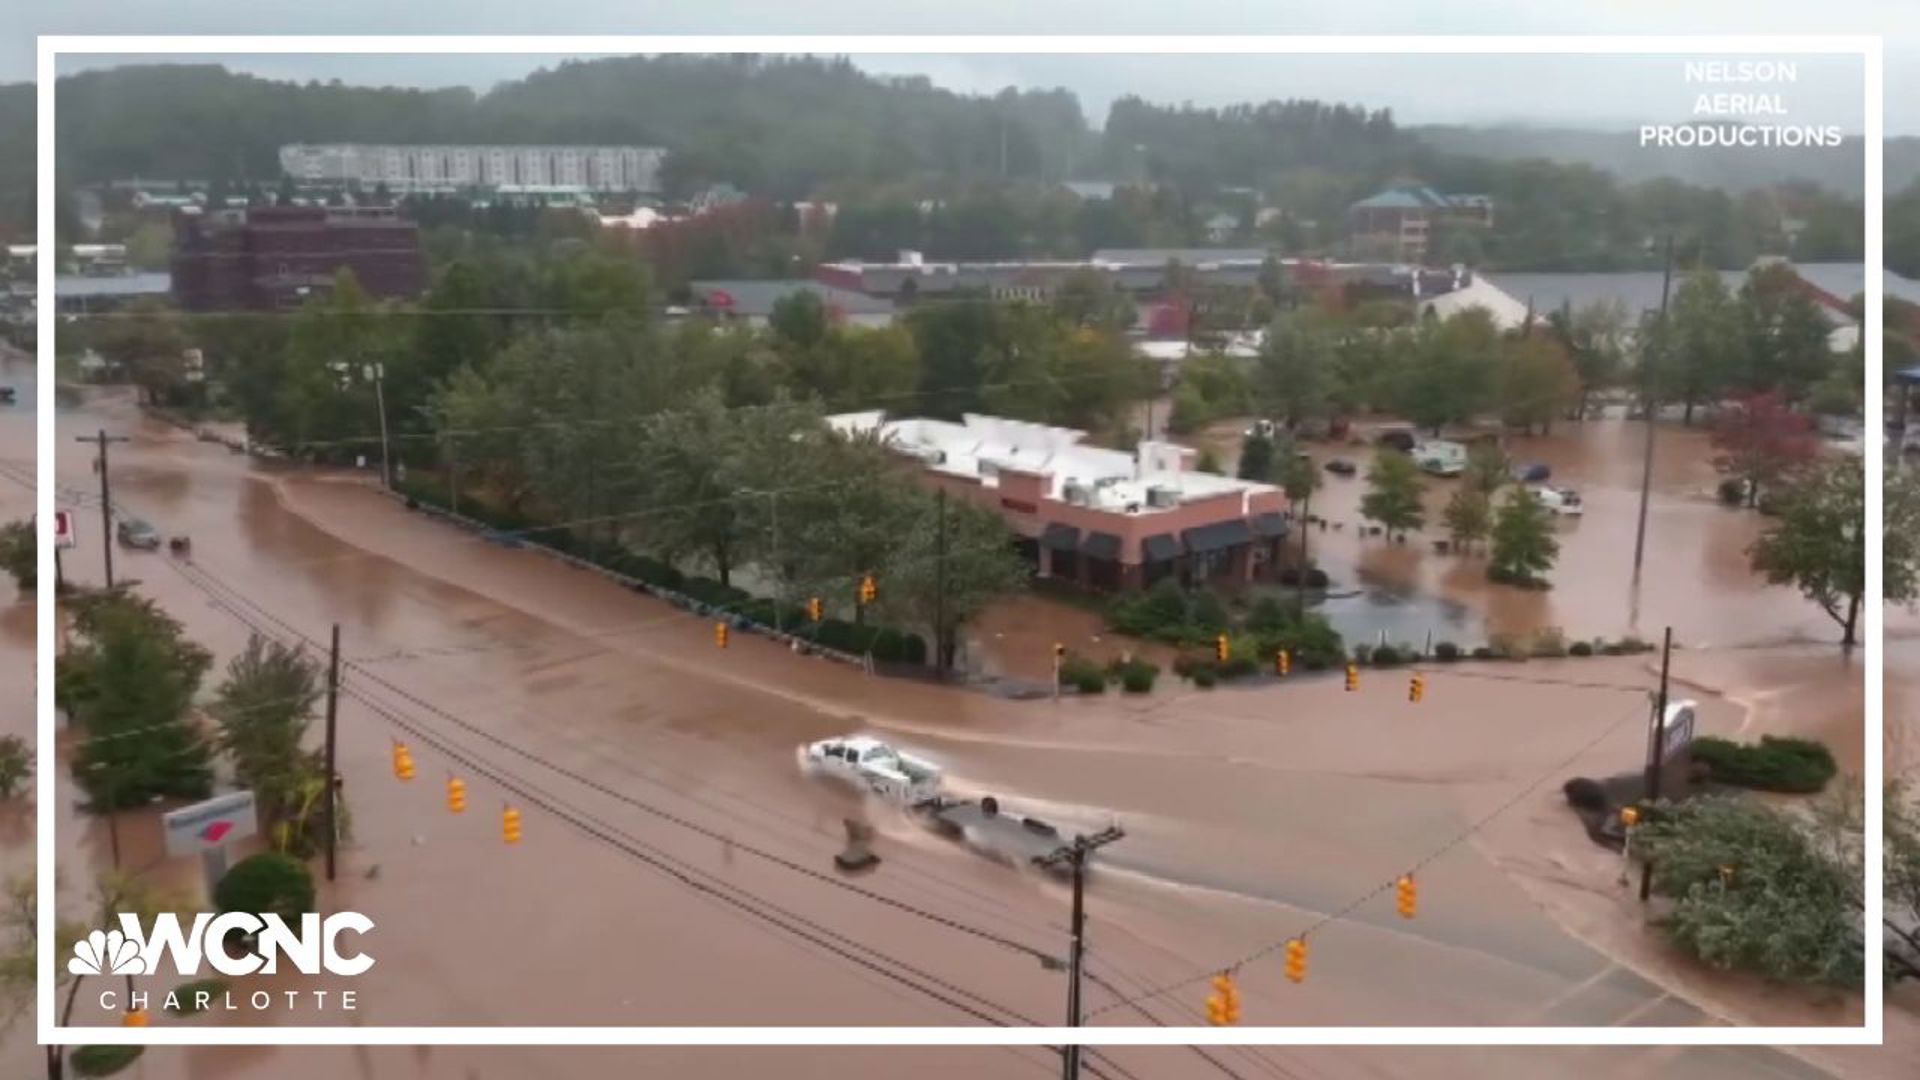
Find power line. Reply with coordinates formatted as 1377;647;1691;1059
156;553;1063;1034
1083;696;1650;1020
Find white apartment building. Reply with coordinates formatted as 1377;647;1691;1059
278;144;667;195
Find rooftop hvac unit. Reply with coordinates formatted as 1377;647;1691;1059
1146;486;1180;509
1062;481;1093;506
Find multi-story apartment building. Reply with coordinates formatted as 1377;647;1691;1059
1346;186;1494;263
278;144;667;195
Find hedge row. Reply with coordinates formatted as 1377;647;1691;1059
398;480;927;665
1690;735;1836;794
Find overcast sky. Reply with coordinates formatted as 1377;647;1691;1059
9;1;1913;133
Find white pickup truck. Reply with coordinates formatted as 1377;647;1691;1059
803;736;943;805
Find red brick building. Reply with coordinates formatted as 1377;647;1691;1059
170;205;427;311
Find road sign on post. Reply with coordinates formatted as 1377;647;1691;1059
1649;700;1697;761
162;790;258;899
52;510;75;549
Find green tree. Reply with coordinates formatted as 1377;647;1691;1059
0;519;32;591
60;592;214;809
1708;390;1819;508
1237;433;1275;482
1738;262;1835;401
1359;450;1425;540
1488;488;1558;586
1638;791;1863;986
1463;441;1510;497
0;735;26;800
1653;269;1740;425
1394;310;1498;434
1749;459;1865;646
1442;487;1493;553
1496;334;1580;435
1889;465;1920;607
211;635;341;858
876;492;1027;671
768;289;830;353
1252;318;1336;430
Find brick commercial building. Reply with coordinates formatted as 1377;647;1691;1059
1347;187;1494;263
170;205;427;311
829;411;1289;591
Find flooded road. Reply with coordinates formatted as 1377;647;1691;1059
0;367;1902;1079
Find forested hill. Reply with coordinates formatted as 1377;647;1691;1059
2;56;1900;270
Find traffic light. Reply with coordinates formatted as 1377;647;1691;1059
1204;971;1241;1026
122;1007;149;1027
1619;805;1640;828
1717;863;1736;886
1275;649;1291;677
391;741;416;782
714;621;729;649
1053;642;1066;663
807;596;823;623
446;776;467;814
1344;663;1358;692
859;573;878;605
502;804;523;845
1215;634;1230;663
1408;674;1425;704
1284;937;1308;984
1395;873;1417;919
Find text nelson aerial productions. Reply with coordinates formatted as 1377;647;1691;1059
1640;59;1846;149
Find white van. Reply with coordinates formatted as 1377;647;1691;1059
1412;440;1468;477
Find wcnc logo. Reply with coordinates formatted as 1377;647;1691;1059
68;912;375;978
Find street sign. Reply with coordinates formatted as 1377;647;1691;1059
1650;700;1698;760
52;510;75;549
162;790;258;859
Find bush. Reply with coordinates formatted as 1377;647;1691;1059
1371;644;1407;667
1059;655;1107;694
1717;477;1748;506
213;852;315;921
1117;660;1159;694
1192;667;1218;688
1487;633;1528;661
1689;735;1836;793
1569;640;1594;657
1433;641;1461;662
1303;567;1330;589
1471;646;1495;660
70;1046;146;1077
1530;628;1568;658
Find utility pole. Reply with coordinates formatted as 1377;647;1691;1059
1036;825;1124;1080
75;430;128;588
370;363;392;490
1630;234;1675;616
323;623;341;882
1638;626;1674;903
768;491;783;634
446;432;460;517
934;488;949;675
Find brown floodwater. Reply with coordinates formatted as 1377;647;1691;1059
0;365;1905;1080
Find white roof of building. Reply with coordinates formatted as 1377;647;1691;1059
829;411;1276;515
1418;274;1534;331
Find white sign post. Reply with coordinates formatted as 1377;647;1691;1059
1650;700;1698;762
162;790;259;898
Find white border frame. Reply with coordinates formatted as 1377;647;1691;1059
35;34;1884;1048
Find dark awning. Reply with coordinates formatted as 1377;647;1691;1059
1182;519;1254;554
1082;531;1123;561
1040;522;1082;551
1251;512;1289;539
1142;533;1182;562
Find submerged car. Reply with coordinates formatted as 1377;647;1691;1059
1323;458;1357;476
115;518;161;549
1532;486;1584;516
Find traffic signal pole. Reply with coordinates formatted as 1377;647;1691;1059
323;623;341;882
1037;826;1124;1080
1638;626;1674;902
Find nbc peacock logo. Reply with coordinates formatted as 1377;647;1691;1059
68;928;149;977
